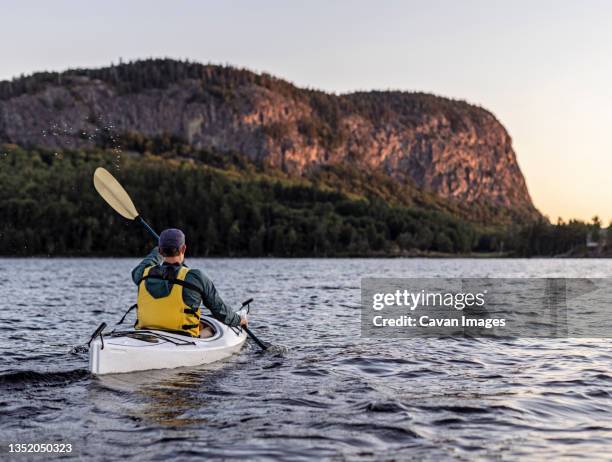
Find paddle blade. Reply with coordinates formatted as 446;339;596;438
93;167;139;220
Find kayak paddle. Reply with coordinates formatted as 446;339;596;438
93;167;268;350
93;167;159;240
239;298;268;351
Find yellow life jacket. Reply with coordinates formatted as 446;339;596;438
136;266;201;337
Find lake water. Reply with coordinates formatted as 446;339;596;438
1;258;611;461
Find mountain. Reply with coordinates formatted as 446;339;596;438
0;59;539;223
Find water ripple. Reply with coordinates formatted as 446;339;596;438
0;258;611;460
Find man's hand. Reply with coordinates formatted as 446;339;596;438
239;315;248;327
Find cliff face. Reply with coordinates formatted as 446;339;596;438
0;59;539;219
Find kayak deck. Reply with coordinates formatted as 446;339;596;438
89;316;247;375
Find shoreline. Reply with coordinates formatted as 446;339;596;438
0;253;609;259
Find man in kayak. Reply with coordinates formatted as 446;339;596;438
131;228;247;338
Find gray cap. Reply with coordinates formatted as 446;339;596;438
159;228;185;248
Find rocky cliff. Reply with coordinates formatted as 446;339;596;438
0;59;539;220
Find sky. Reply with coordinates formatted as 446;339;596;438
2;0;611;222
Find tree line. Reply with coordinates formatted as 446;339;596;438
0;144;601;257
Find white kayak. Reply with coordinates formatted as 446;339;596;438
88;316;247;375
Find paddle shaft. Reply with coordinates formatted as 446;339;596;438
133;214;268;350
243;326;268;350
137;216;160;241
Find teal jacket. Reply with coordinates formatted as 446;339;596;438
131;247;241;327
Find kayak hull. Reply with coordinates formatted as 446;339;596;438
89;316;247;375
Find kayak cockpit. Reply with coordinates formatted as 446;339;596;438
88;315;246;375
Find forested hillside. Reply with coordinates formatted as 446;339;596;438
1;59;597;257
0;143;596;257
